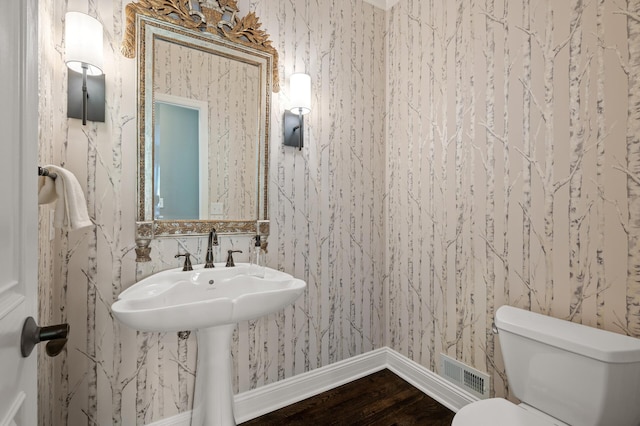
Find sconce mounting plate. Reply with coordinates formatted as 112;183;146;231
67;69;106;122
284;110;303;149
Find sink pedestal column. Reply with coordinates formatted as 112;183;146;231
191;324;237;426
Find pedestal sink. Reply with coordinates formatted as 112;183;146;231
111;264;306;426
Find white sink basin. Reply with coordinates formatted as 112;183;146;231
112;263;306;425
112;264;306;332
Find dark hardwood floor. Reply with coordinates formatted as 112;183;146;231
240;369;456;425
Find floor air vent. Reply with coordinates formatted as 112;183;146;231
440;353;490;399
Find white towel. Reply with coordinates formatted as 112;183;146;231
39;165;92;230
38;174;57;205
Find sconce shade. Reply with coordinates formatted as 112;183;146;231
289;73;311;114
65;12;104;76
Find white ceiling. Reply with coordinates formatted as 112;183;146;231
362;0;400;11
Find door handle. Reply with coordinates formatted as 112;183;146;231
20;316;69;358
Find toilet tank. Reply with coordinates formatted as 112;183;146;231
495;305;640;426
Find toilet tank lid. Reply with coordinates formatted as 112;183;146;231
495;306;640;363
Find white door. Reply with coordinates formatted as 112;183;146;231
0;0;39;425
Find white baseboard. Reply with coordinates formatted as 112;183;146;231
235;347;389;422
146;347;477;425
384;349;479;413
146;411;191;426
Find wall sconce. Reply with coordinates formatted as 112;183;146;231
284;73;311;150
65;11;105;125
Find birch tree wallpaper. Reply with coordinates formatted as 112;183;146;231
38;0;385;424
37;0;640;425
387;0;637;399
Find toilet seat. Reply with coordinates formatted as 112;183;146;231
452;398;561;426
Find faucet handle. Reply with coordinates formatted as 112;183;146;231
225;250;242;267
175;253;193;271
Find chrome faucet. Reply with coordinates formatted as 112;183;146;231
204;228;218;268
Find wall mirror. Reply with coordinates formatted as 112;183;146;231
121;0;278;256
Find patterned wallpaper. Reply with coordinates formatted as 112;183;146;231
386;0;639;399
38;0;386;425
38;0;640;424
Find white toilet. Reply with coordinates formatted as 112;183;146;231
453;305;640;426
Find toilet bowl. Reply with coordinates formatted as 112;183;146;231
452;306;640;426
453;398;566;426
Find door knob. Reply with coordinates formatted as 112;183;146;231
20;316;70;358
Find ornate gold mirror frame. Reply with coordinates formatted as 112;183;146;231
122;0;278;261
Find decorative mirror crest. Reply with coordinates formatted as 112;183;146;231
121;0;279;92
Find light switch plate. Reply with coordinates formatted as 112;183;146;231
210;202;224;215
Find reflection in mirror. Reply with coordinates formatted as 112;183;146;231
153;38;260;221
121;0;279;248
153;96;207;220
